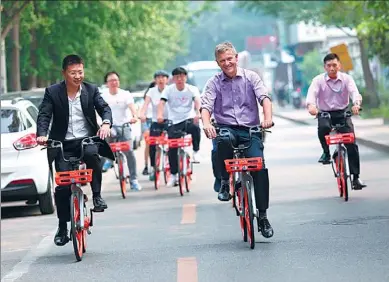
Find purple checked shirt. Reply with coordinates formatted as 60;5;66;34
306;72;362;111
201;67;270;127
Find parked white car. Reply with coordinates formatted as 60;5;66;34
1;98;55;214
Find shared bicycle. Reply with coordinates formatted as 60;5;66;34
319;110;356;202
109;122;132;199
168;119;195;196
47;136;103;261
215;123;273;249
146;120;172;190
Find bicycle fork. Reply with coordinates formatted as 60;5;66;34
71;184;92;234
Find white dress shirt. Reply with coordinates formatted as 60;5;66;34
65;85;93;140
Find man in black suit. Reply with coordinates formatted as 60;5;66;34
36;54;114;246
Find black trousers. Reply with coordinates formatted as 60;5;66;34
168;120;201;174
149;121;169;167
318;109;360;175
216;126;270;211
53;139;102;224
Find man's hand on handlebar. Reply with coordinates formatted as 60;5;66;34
351;105;361;116
308;104;318;116
129;117;137;124
261;119;273;129
203;123;217;139
36;136;48;145
97;124;111;139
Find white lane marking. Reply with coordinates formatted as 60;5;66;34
1;228;56;282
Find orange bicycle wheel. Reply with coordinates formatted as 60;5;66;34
70;193;83;261
118;155;126;199
178;156;184;196
243;184;255;249
154;150;161;190
339;150;348;201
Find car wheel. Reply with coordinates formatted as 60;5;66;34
39;171;55;215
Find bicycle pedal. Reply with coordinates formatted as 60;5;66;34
92;207;105;213
87;229;91;235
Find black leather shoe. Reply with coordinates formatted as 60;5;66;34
218;181;230;202
258;218;274;238
353;178;367;190
318;152;331;164
54;227;69;246
93;196;108;211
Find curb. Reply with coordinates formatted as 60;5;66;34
274;113;389;154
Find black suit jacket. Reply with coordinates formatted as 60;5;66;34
37;81;115;163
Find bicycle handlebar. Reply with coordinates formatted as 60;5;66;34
45;136;102;164
317;108;362;130
214;122;274;151
171;118;194;137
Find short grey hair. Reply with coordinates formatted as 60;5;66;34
214;41;237;60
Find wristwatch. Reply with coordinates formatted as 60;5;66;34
101;119;111;126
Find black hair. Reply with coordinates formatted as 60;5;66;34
104;71;120;83
154;70;169;78
144;81;156;98
62;54;84;71
323;53;340;64
172;67;187;76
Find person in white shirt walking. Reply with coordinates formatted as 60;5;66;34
139;70;170;181
157;67;202;186
101;71;142;191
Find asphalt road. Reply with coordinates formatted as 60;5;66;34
2;116;389;282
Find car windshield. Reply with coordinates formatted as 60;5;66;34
1;109;23;133
188;68;221;92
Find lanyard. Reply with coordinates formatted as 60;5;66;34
324;73;343;94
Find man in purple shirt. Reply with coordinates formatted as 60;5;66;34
306;53;366;190
201;41;274;239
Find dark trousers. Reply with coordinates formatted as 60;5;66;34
149;121;169;167
168;120;201;174
212;138;220;180
318;109;360;175
216;126;270;211
53;139;102;224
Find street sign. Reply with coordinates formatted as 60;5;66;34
330;43;353;72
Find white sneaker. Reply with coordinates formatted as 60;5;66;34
192;151;201;163
167;174;178;187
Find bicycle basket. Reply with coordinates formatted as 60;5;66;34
168;136;192;148
224;157;263;173
110;141;131;152
55;169;93;186
325;133;355;145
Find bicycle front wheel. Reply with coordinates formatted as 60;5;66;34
185;154;191;193
178;155;184;196
118;154;126;199
70;192;83;261
154;149;161;190
339;148;349;202
243;182;255;249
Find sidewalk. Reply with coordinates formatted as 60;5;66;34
273;105;389;153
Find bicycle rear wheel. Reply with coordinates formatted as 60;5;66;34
118;154;126;199
334;155;343;198
243;182;255;249
70;192;83;261
154;150;161;190
236;188;247;242
164;154;170;185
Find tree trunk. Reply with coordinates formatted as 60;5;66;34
0;40;7;94
10;15;21;91
359;38;380;108
27;28;38;89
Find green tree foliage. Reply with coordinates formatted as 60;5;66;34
3;1;209;90
240;0;388;107
297;49;323;86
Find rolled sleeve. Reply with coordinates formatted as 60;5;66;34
200;78;216;114
250;72;271;105
306;77;319;107
346;75;362;104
